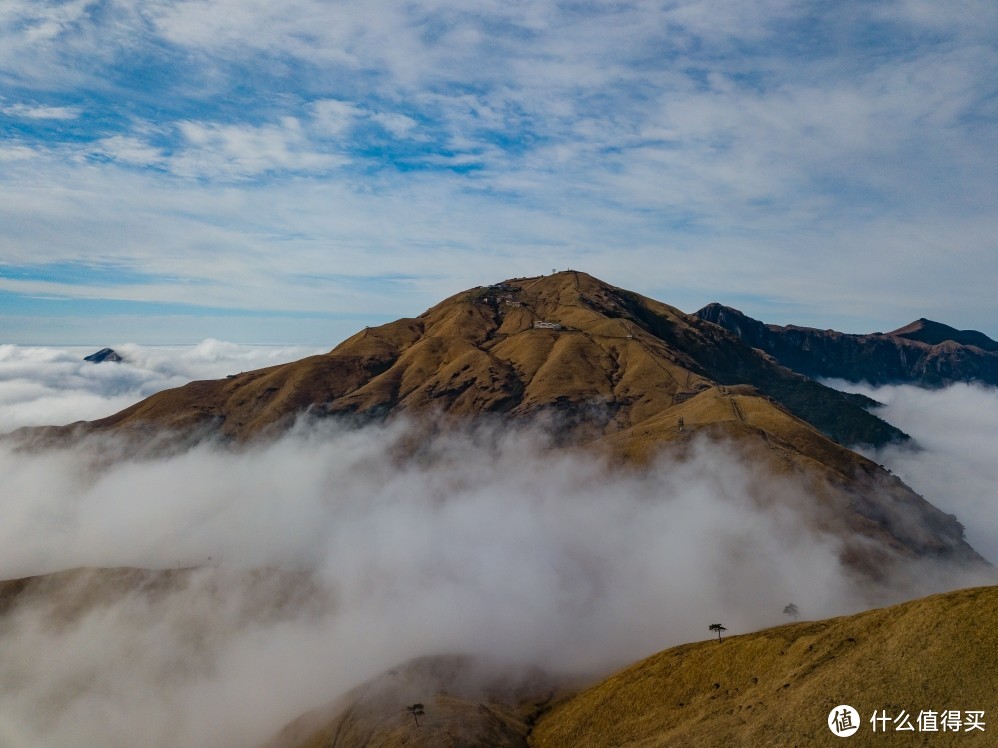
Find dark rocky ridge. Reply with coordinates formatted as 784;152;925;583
696;303;998;387
892;318;998;351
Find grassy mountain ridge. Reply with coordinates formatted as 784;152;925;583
265;585;998;747
26;272;902;447
532;584;998;747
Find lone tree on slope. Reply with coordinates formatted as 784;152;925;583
709;623;727;642
407;703;425;727
783;603;800;620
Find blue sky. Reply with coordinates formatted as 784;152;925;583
1;0;996;344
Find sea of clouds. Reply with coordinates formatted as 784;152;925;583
0;344;994;747
0;341;326;431
822;379;998;566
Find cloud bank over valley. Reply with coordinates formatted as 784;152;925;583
0;346;993;746
0;341;323;431
827;380;998;565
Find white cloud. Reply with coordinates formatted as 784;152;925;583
0;1;995;339
1;415;984;746
880;0;998;38
0;0;139;88
92;134;166;167
0;341;324;431
0;0;95;44
308;99;365;136
826;381;998;564
308;100;420;141
2;102;81;119
0;151;610;320
171;118;346;179
371;111;418;138
0;144;38;161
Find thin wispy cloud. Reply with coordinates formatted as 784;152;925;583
170;118;347;179
0;1;996;342
92;134;167;168
2;102;81;119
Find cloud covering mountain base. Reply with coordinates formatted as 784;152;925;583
2;418;993;748
0;346;994;747
827;381;998;565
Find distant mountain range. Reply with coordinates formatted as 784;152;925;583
696;304;998;387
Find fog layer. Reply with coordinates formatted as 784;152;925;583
0;418;922;747
0;350;992;747
826;380;998;564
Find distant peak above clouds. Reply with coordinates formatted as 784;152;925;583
83;347;124;364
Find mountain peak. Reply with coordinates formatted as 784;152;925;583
888;318;998;351
429;270;677;326
48;273;901;450
83;347;124;364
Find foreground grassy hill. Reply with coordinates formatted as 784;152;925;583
534;585;998;746
271;585;998;748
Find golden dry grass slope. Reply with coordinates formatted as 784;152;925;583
267;586;998;748
42;271;900;447
532;585;998;748
17;271;986;574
